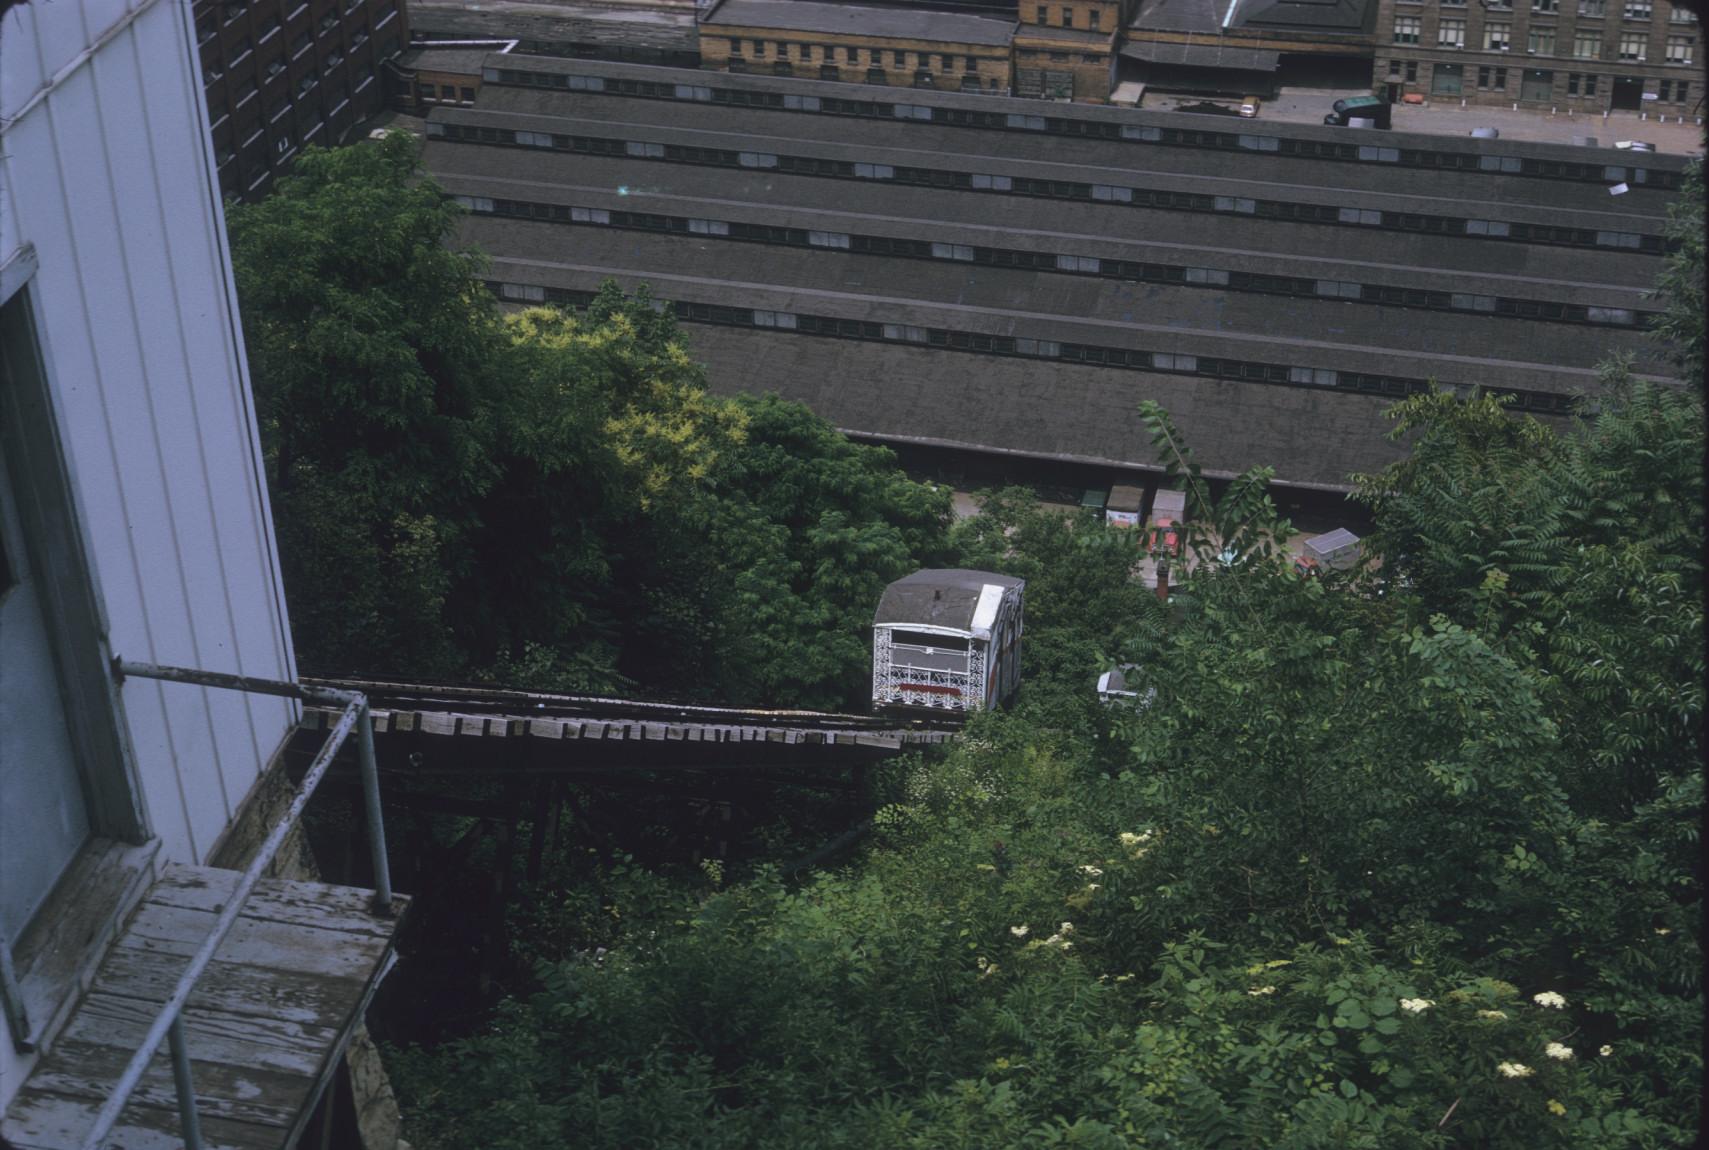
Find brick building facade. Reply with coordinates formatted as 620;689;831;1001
1372;0;1699;109
700;0;1016;93
195;0;410;200
1012;0;1134;99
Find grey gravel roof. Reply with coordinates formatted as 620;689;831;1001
704;0;1017;45
1235;0;1374;32
876;569;1025;630
405;48;501;74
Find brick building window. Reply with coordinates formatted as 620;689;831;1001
1578;0;1605;15
1658;77;1689;98
1090;9;1101;26
1624;0;1652;16
1478;65;1509;87
1532;0;1557;11
1394;15;1422;41
1669;3;1695;19
1619;31;1647;57
1567;70;1600;94
1439;18;1466;46
1573;31;1602;56
1528;26;1556;51
1665;34;1694;60
1406;59;1419;79
1061;6;1073;24
1484;22;1511;49
1035;5;1047;21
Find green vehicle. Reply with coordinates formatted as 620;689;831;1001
1323;94;1392;129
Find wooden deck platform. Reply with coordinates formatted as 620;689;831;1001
2;865;407;1150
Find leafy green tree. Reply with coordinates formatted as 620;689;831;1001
228;132;502;674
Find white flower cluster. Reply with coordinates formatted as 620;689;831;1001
976;956;999;979
1399;998;1434;1014
1532;991;1567;1009
1477;1010;1509;1021
1545;1042;1575;1061
1118;830;1159;858
1247;985;1277;997
1078;865;1104;877
1031;922;1075;952
1010;924;1030;938
1599;1045;1614;1057
1497;1062;1535;1079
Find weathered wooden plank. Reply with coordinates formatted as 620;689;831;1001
115;903;387;981
456;715;486;737
642;723;665;740
92;947;361;1030
527;718;564;738
62;993;336;1077
22;1037;308;1128
416;712;453;735
144;864;402;938
392;712;417;733
2;1090;282;1150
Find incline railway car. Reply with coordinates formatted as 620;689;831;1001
873;569;1024;714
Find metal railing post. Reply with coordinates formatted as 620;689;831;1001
167;1016;204;1150
356;704;393;915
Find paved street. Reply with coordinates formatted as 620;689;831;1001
1158;84;1707;155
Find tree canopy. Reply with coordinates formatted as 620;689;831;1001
232;138;1702;1150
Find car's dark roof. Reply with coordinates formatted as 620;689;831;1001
875;569;1025;630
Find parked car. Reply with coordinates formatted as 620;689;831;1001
1239;95;1262;118
1323;94;1391;129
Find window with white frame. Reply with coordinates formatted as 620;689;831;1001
1619;31;1647;57
1624;0;1652;16
1394;14;1422;41
1439;18;1467;46
1484;21;1511;49
1532;0;1556;11
882;324;928;342
1665;34;1693;60
1573;31;1602;56
1669;3;1695;20
1289;367;1339;385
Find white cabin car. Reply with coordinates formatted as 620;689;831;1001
872;570;1025;713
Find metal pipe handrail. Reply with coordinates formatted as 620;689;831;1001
80;660;396;1150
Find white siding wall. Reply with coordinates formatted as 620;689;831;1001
1;0;299;868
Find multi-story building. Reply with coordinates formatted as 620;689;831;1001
1122;0;1377;96
2;1;405;1145
699;0;1017;94
1012;0;1135;99
1373;0;1699;109
194;0;411;201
